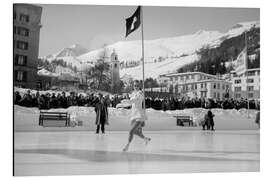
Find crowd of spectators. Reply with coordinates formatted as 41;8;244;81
145;96;260;111
14;90;260;111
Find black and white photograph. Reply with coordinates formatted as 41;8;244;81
12;1;261;177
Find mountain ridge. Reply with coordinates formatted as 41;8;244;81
40;20;259;79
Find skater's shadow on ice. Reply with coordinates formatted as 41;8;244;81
15;148;258;162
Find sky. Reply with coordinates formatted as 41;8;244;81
38;4;259;57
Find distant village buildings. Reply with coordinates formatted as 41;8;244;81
37;67;81;91
230;68;260;99
152;72;232;99
148;68;260;100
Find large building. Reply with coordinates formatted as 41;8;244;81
13;4;42;88
230;68;260;99
156;72;231;99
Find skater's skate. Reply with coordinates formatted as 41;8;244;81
123;144;129;152
144;137;151;145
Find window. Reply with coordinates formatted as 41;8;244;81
175;77;178;81
235;87;242;92
15;54;27;66
247;78;254;83
186;75;189;80
235;79;241;84
247;71;255;76
114;64;117;68
217;83;220;89
213;83;216;89
222;84;225;90
201;83;203;88
15;71;27;82
248;93;253;98
226;85;229;90
16;41;28;50
19;14;29;22
217;92;220;99
191;75;194;79
170;77;173;81
17;71;23;81
194;84;197;89
180;76;184;81
235;93;241;98
213;92;216;98
247;86;254;91
17;27;29;36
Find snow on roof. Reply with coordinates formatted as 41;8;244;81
37;68;58;77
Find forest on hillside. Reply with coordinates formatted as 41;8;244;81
177;26;260;75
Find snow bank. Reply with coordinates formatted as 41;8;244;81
14;105;259;132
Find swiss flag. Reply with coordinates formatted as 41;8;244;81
125;6;141;37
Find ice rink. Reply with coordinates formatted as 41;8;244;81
14;130;260;176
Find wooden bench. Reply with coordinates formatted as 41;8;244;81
173;115;194;126
39;111;70;127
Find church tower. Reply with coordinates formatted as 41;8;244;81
111;49;120;93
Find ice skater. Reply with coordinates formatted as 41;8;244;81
117;80;151;152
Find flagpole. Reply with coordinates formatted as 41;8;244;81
245;31;250;118
141;6;146;112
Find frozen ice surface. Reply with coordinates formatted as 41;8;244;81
14;130;259;176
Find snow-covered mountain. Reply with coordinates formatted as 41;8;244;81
44;44;89;60
42;21;259;79
77;30;223;63
42;44;90;70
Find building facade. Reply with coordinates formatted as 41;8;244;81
13;4;42;88
156;72;232;99
230;68;260;99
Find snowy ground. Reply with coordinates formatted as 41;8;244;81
14;105;259;132
14;130;259;176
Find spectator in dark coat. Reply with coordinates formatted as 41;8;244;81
202;109;215;131
94;94;109;134
59;92;68;108
14;91;21;105
50;93;58;109
19;90;32;107
207;110;215;131
255;111;260;128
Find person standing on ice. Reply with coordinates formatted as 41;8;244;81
207;109;215;131
117;80;151;152
94;93;109;134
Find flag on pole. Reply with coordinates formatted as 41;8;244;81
235;47;247;75
125;6;141;37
